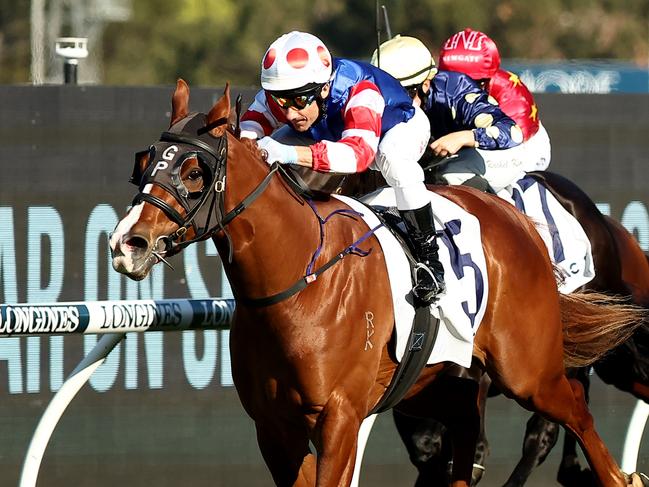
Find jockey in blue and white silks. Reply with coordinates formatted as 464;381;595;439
424;70;521;151
242;57;415;172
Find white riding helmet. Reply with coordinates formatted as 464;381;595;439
371;35;437;86
261;31;333;93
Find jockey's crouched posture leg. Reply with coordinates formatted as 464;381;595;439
375;106;446;304
435;145;527;195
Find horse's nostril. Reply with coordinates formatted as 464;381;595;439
125;235;149;251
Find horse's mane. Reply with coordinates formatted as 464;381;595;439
237;135;267;162
212;107;266;163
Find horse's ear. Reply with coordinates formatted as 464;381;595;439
206;82;231;137
170;78;190;128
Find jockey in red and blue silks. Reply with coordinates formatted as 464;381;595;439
240;30;445;305
439;28;551;172
242;57;416;172
372;35;527;193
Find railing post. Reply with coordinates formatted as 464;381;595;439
19;333;125;487
621;399;649;473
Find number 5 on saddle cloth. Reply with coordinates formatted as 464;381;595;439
339;188;490;371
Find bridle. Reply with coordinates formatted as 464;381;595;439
130;114;229;254
129;113;282;261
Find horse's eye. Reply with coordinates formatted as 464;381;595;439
187;169;203;181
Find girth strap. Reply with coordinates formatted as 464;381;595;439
355;205;441;415
369;307;440;415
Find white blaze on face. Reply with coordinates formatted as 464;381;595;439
110;184;153;258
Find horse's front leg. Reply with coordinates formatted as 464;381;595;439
415;374;481;487
446;364;488;487
502;414;561;487
314;399;363;487
392;410;450;485
255;419;316;487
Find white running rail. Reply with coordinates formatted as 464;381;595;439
0;298;234;487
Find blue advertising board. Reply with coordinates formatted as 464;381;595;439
504;60;649;93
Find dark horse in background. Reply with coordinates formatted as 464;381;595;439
110;80;648;487
390;169;649;487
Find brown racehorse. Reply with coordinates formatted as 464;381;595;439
392;171;649;487
109;80;648;487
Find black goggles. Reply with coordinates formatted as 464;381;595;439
270;91;319;110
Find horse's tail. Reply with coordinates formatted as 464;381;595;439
560;291;648;368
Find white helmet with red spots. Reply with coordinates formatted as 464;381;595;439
261;31;333;93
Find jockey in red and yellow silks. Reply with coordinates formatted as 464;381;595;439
439;28;551;171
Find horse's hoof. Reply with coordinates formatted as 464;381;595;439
471;463;486;486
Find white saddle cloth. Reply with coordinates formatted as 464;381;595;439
497;176;595;294
334;189;489;368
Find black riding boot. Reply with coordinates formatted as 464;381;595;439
400;203;446;305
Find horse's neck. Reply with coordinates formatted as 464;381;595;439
217;146;319;298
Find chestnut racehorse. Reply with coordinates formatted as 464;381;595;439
392;171;649;486
110;80;647;487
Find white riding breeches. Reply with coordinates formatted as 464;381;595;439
521;122;552;172
372;105;431;210
272;106;431;211
436;144;528;193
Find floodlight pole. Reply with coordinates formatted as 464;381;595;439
30;0;46;84
375;0;381;67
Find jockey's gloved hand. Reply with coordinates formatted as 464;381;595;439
257;137;298;165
